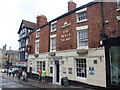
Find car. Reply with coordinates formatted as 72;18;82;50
12;68;19;71
0;69;7;73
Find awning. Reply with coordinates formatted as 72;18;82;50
16;61;27;67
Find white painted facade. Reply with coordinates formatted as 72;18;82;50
28;47;106;87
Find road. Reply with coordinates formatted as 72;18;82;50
0;76;37;88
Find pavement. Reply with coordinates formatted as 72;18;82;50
1;73;95;89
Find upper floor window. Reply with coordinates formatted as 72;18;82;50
76;25;88;48
76;58;87;78
35;40;40;53
117;0;120;8
51;37;56;50
51;21;57;32
76;8;87;23
36;29;40;38
50;34;56;51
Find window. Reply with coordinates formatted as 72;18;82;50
76;59;87;78
51;23;56;32
37;61;46;72
109;46;120;85
78;30;88;47
51;37;56;51
35;40;40;53
76;8;87;23
117;0;120;8
77;11;87;21
36;29;40;38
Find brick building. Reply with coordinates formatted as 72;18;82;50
26;1;120;88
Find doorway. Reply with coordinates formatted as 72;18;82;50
53;60;60;84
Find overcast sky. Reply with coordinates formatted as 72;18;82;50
1;0;114;50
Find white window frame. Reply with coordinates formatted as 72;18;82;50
75;58;87;79
117;0;120;11
37;61;46;72
36;29;40;38
35;40;40;54
76;8;87;23
76;25;88;49
50;34;57;52
51;21;57;32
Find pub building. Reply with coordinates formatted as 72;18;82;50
24;0;120;88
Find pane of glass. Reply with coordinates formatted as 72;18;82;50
109;46;120;85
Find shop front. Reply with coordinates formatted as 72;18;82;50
16;61;27;71
103;37;120;88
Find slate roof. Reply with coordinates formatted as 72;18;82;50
18;20;36;34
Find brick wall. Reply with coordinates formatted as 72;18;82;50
40;25;50;53
28;2;119;54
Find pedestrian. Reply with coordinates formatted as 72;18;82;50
41;68;46;82
8;69;12;76
22;70;27;82
18;70;22;80
38;69;42;82
12;70;15;77
6;69;9;76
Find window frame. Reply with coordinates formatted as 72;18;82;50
76;8;87;23
35;40;40;54
36;29;40;38
51;21;57;32
76;25;88;49
37;61;46;72
75;58;87;79
50;34;57;52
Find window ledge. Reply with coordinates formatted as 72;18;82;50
50;50;56;52
76;19;87;24
77;46;89;50
51;30;56;33
76;77;87;80
116;8;120;12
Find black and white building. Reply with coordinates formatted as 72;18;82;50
17;20;36;70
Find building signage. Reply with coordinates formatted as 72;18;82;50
61;29;71;42
89;67;94;75
68;68;72;74
63;67;67;74
16;62;27;67
51;56;62;61
61;22;71;28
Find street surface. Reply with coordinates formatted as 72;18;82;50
0;76;36;88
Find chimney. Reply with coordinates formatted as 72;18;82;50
36;14;47;27
68;0;76;12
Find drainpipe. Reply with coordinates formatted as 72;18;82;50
100;2;108;40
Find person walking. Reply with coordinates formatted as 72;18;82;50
22;70;27;82
38;69;42;83
12;70;15;77
18;70;22;80
41;68;46;82
8;69;12;76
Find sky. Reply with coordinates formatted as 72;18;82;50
1;0;114;50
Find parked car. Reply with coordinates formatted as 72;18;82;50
0;69;7;73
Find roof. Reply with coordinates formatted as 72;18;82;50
32;1;98;33
18;20;37;34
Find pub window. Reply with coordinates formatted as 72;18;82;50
76;59;87;78
36;61;46;72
